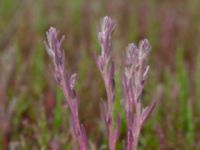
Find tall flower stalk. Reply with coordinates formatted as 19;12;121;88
97;16;120;150
44;16;157;150
122;39;157;150
45;27;88;150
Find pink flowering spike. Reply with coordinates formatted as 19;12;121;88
123;39;155;150
98;16;115;61
125;43;138;68
101;16;115;33
45;27;88;150
45;17;156;150
139;39;151;59
45;27;65;62
97;16;120;150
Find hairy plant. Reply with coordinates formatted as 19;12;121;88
45;27;88;150
44;16;156;150
122;39;157;150
97;16;120;150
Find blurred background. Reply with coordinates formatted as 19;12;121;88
0;0;200;149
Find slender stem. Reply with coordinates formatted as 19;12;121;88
103;65;115;150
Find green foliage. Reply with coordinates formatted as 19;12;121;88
0;133;3;150
0;0;15;18
140;123;159;150
195;52;200;111
175;46;194;147
53;88;65;131
30;42;46;96
13;93;29;128
114;71;124;150
37;111;51;149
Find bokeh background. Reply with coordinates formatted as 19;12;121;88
0;0;200;149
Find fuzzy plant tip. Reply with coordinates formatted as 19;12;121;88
45;27;64;58
45;27;88;150
123;38;155;150
98;16;115;61
44;16;156;150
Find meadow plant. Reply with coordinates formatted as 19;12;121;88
45;27;88;150
45;16;156;150
97;16;120;150
122;40;157;150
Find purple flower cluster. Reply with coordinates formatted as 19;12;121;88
45;16;156;150
97;16;120;150
45;27;88;150
122;40;157;150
